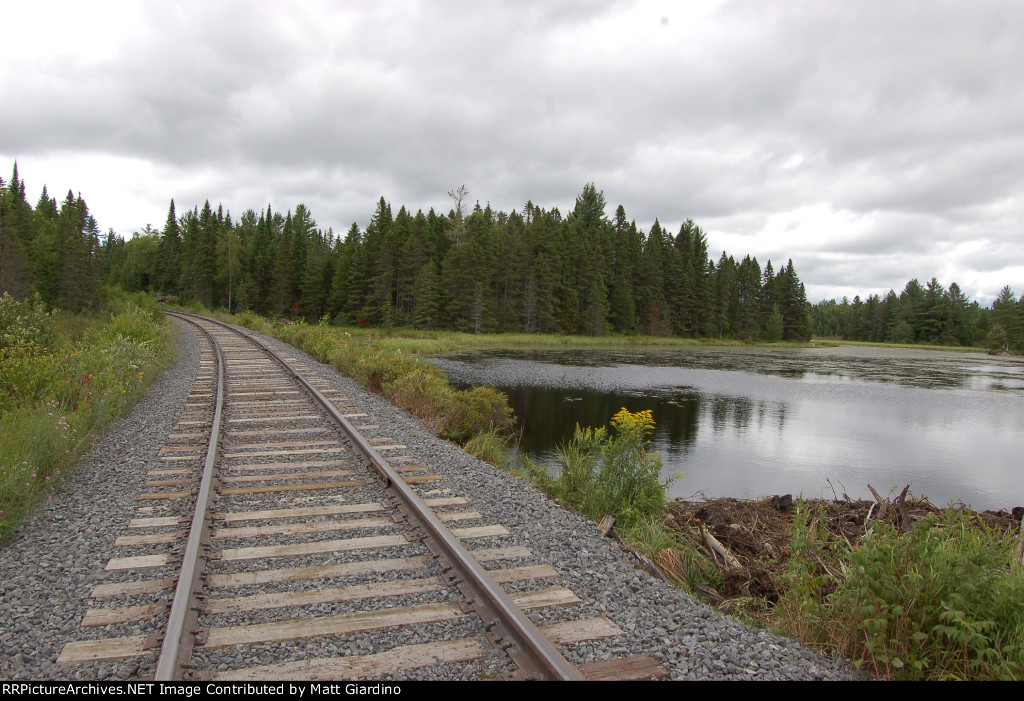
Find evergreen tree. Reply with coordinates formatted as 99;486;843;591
268;218;294;316
989;285;1017;351
328;222;361;322
524;251;557;333
290;205;316;306
156;200;181;295
946;282;970;346
232;209;259;312
299;228;333;321
607;206;640;333
0;164;33;299
411;261;439;330
776;260;810;340
217;212;243;313
765;304;784;341
713;252;737;339
919;277;949;343
640;220;671;336
734;255;762;340
759;261;777;339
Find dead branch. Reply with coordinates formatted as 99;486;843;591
1017;512;1024;565
699;525;742;570
867;483;888;519
895;485;911;533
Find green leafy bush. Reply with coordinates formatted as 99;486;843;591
554;408;670;529
233;310;275;335
441;386;513;443
838;514;1024;680
106;305;161;347
775;504;1024;680
382;365;453;426
463;427;512;466
0;293;55;353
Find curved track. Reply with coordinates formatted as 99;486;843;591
56;314;665;680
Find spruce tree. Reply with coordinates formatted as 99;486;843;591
0;164;33;299
412;261;439;330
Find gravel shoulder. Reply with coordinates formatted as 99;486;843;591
0;320;859;681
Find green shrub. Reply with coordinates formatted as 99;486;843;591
349;348;422;393
0;296;61;415
382;365;453;425
0;293;55;354
106;304;161;346
838;514;1024;680
441;385;513;443
775;506;1024;680
233;310;275;335
553;408;671;529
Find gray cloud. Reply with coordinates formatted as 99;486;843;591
2;0;1023;305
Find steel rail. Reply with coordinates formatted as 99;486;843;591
187;313;585;681
154;313;226;680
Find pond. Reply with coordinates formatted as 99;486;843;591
431;346;1024;510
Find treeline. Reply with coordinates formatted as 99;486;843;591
0;164;104;313
134;183;814;340
2;165;814;340
811;279;1024;351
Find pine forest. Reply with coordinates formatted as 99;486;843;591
2;163;1022;351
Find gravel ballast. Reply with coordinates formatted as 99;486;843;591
0;319;859;681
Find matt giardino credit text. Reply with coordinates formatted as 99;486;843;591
1;683;404;697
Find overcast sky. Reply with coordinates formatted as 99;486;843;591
2;1;1022;305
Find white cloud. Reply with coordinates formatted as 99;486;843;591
2;0;1023;304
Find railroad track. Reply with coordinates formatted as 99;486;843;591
55;313;668;681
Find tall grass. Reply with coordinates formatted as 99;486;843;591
0;290;175;541
618;515;722;591
227;323;819;357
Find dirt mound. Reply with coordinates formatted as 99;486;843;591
664;493;1022;604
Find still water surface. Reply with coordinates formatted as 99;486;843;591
432;346;1024;510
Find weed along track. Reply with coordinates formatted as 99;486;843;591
53;313;666;681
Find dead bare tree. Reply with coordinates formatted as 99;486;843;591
447;185;469;246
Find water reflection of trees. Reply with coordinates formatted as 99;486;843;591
504;384;787;457
506;386;702;455
708;396;786;435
